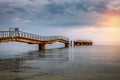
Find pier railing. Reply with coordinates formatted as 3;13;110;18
0;31;69;41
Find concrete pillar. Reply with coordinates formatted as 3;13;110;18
65;43;69;48
39;44;45;50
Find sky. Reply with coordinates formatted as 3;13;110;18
0;0;120;45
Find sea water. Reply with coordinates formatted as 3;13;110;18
0;44;120;80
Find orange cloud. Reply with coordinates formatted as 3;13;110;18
96;13;120;27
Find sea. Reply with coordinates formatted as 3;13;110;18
0;42;120;80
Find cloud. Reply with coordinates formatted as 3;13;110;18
106;0;120;13
0;0;120;27
12;17;31;23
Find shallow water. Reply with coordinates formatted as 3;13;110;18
0;45;120;80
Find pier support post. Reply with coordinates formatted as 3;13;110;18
70;40;72;46
39;44;45;50
65;43;69;48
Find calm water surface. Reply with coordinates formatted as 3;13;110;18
0;45;120;80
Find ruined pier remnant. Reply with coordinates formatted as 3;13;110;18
74;40;93;46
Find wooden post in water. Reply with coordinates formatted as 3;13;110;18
65;43;69;48
70;40;72;46
39;44;45;50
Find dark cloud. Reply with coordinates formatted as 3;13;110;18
36;0;110;17
0;0;120;28
75;1;92;12
28;0;34;1
13;7;26;13
6;7;26;15
45;4;67;15
0;3;10;14
93;1;109;13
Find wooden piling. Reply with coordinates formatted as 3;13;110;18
74;40;93;46
65;43;69;48
39;44;45;50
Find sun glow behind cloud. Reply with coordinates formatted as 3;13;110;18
97;14;120;27
69;10;120;44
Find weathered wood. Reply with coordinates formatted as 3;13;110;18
74;40;93;46
39;44;45;50
65;43;69;48
0;28;70;50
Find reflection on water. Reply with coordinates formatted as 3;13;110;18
0;45;120;80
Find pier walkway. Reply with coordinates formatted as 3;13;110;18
0;28;69;50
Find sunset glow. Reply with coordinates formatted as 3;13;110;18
70;27;120;41
98;14;120;27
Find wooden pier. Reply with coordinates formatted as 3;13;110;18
0;28;70;50
74;40;93;46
